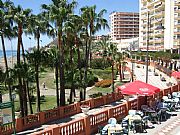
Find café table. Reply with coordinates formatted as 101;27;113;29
108;124;123;135
126;115;142;126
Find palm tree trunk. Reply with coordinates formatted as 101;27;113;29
83;39;89;100
112;60;114;92
36;36;41;112
26;81;33;114
58;30;65;106
83;27;91;100
23;79;28;116
1;35;12;102
76;37;83;101
119;63;122;82
20;40;26;62
69;45;75;104
17;24;24;117
55;63;59;107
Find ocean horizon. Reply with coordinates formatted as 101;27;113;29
0;50;17;58
0;50;24;58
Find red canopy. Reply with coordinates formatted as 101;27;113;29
117;80;160;96
171;71;180;79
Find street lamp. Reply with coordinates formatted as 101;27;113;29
146;11;151;83
130;42;135;82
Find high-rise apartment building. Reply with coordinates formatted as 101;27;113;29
110;12;139;41
139;0;180;51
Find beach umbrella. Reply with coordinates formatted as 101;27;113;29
171;71;180;79
117;80;160;96
117;81;160;109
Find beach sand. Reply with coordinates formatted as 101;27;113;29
0;56;17;70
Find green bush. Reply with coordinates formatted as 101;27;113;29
89;92;103;98
91;58;111;69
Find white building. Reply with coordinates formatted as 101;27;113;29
139;0;180;51
113;37;139;52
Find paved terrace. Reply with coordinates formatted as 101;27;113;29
15;62;180;135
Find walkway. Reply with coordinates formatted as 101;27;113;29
127;62;178;89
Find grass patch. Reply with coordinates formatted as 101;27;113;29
92;69;117;80
115;82;125;87
87;87;112;96
14;95;57;113
39;69;56;89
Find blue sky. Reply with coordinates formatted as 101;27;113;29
1;0;139;50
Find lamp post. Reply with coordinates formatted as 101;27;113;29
130;42;134;82
146;12;150;83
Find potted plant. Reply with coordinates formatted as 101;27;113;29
80;105;90;115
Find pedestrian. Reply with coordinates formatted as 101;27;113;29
42;82;46;90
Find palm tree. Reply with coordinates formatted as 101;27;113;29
80;5;109;99
0;0;15;102
108;42;117;92
97;36;109;69
115;52;124;82
26;48;48;112
42;0;77;106
8;4;32;117
47;46;60;107
25;13;50;112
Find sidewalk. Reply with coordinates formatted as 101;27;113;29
127;62;178;89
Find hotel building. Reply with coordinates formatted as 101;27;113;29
139;0;180;51
110;12;139;41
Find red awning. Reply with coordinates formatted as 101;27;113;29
117;80;160;96
171;71;180;79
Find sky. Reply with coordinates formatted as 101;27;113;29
1;0;139;50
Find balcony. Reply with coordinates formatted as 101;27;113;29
174;31;180;34
175;2;180;6
174;24;180;27
154;38;164;43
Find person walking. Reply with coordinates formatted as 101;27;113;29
42;82;46;90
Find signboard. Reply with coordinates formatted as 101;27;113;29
0;102;13;125
0;96;16;134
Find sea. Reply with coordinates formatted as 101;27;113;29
0;50;19;58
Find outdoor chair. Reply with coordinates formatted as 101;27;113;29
98;125;105;135
141;105;149;112
121;118;129;134
142;116;149;128
157;109;168;123
172;92;178;98
147;112;159;124
131;119;147;133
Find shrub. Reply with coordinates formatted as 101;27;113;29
95;79;112;88
91;58;111;69
89;92;103;98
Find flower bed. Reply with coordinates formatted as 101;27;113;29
95;79;112;88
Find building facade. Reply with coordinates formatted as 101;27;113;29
139;0;180;51
110;12;139;41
